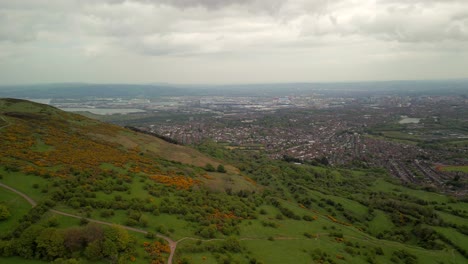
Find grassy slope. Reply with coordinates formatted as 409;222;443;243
0;98;253;190
0;98;228;170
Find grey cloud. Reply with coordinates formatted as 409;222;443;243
89;0;283;13
158;0;253;9
298;0;468;44
358;6;468;43
1;0;468;84
0;8;70;42
378;0;466;4
0;12;36;42
0;0;75;42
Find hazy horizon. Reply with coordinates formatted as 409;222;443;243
2;78;468;88
1;0;468;85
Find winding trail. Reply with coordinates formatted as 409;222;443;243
0;182;177;263
0;116;11;130
0;182;37;206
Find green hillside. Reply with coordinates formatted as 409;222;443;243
0;99;467;264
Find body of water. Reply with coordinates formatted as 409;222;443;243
29;99;52;104
60;108;146;115
399;117;421;124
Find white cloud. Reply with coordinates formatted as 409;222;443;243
0;0;467;84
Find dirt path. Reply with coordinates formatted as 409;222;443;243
0;116;11;130
0;182;177;263
0;182;37;206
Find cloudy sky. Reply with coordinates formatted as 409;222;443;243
1;0;467;84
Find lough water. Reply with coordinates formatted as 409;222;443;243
399;117;421;124
60;108;146;115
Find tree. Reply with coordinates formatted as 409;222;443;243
36;228;66;260
223;237;241;252
79;218;89;226
83;224;104;244
0;204;10;221
16;225;45;258
217;164;227;173
84;240;103;260
63;228;86;252
205;163;215;172
104;225;130;251
52;258;82;264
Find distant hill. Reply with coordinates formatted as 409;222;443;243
0;80;467;98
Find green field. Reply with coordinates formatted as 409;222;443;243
440;165;468;173
371;179;450;203
368;209;395;235
2;163;468;264
433;227;468;253
0;188;32;233
0;168;50;202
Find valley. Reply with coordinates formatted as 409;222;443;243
0;98;467;264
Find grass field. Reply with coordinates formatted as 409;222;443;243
381;131;422;142
368;209;394;235
365;134;419;145
440;165;468;173
175;252;219;264
433;226;468;253
446;140;468;146
0;188;32;233
436;211;468;226
371;179;450;203
0;168;50;202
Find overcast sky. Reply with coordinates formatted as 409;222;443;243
0;0;467;84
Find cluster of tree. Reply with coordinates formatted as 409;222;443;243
204;163;227;173
125;209;149;227
143;240;170;264
269;198;301;220
411;226;445;250
0;223;136;263
342;240;384;261
309;248;337;264
390;249;418;264
194;141;468;255
0;204;10;221
49;184;158;215
149;187;258;238
178;237;243;255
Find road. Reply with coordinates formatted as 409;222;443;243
0;182;177;264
